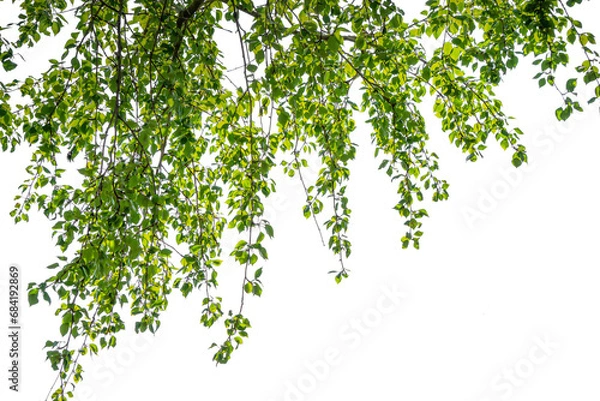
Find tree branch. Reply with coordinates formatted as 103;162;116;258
177;0;206;29
173;0;208;59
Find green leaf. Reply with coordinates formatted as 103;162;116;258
443;41;452;56
257;245;268;259
43;291;52;305
327;34;341;53
28;288;39;306
59;322;69;337
511;156;523;168
252;284;263;296
555;107;563;120
2;59;17;71
278;109;290;127
264;224;274;238
355;35;365;50
89;343;98;354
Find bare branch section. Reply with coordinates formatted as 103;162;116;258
177;0;206;28
173;0;208;58
235;1;260;18
176;0;357;46
238;2;358;41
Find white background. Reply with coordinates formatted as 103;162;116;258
1;2;600;401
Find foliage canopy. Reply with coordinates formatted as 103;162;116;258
0;0;598;398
